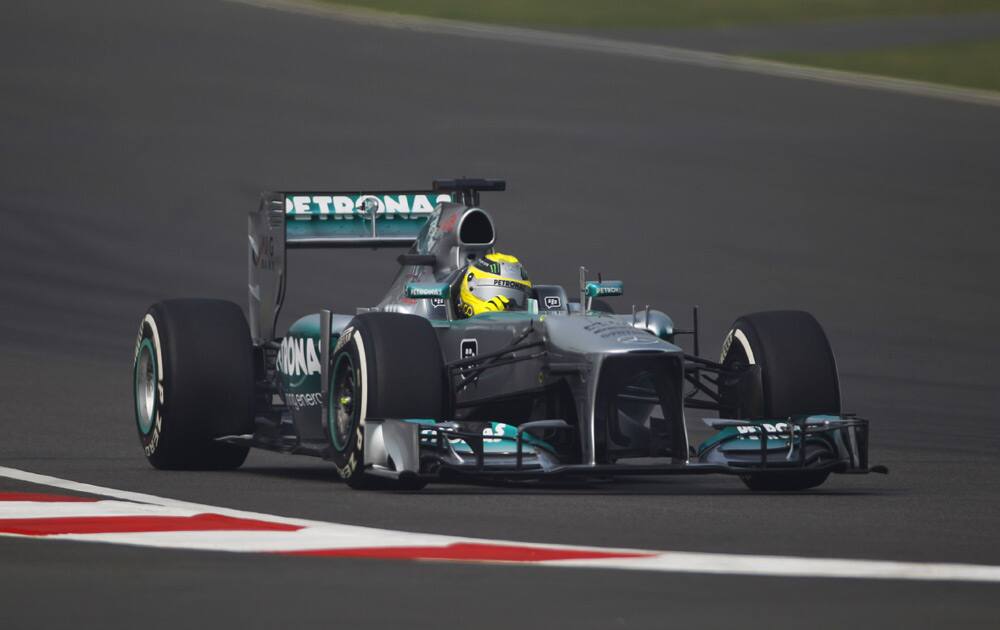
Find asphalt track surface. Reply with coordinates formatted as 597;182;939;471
2;0;999;627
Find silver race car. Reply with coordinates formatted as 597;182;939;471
132;179;886;490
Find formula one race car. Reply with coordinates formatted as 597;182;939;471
132;179;886;490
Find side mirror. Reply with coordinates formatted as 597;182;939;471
577;267;623;314
584;280;623;298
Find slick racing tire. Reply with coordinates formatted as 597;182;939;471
739;470;831;492
719;310;840;492
327;313;446;490
133;299;254;470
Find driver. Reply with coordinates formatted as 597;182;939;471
456;253;532;317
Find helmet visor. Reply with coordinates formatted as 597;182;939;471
467;276;530;311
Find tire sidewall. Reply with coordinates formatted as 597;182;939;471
721;320;763;373
327;325;368;484
720;322;764;418
133;312;168;461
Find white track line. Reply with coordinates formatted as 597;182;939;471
552;554;1000;582
226;0;1000;109
4;465;1000;582
0;500;193;519
0;466;322;527
66;528;445;553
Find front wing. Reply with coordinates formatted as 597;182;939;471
362;415;887;482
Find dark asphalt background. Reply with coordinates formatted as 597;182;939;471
2;0;999;627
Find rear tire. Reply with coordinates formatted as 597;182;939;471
719;310;840;491
133;299;254;470
327;313;445;490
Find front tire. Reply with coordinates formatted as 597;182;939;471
132;299;253;470
719;310;840;491
720;310;840;419
327;313;446;490
740;471;831;492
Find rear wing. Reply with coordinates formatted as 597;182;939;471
283;191;453;248
248;190;451;343
248;180;504;343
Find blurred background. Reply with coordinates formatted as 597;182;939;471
333;0;1000;91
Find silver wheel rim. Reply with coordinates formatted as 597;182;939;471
135;340;156;434
330;353;355;450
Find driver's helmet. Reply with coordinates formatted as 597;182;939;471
457;253;532;317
